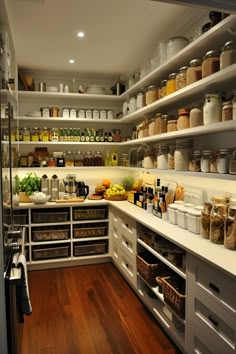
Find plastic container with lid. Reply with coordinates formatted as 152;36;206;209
166;73;177;95
187;206;203;234
146;85;159;105
224;206;236;250
174;140;192;171
216;148;232;174
166;36;189;60
177;108;190;130
167;201;184;225
167;119;177;132
220;40;236;70
229;148;236;174
189;150;201;172
203;93;222;125
186;59;202;85
222;101;233;121
202;50;220;78
157;144;169;170
210;197;228;244
200;201;212;239
177;203;195;229
189;107;203;128
176;66;187;91
201;150;213;173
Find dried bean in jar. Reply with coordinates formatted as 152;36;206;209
189;107;203;128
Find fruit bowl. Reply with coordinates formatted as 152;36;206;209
104;194;128;201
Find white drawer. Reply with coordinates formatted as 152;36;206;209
110;238;121;266
120;230;136;261
187;323;220;354
188;254;236;312
120;250;137;287
121;213;137;239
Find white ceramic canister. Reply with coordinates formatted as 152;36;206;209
166;36;189;61
167;201;184;225
129;97;137;113
187;207;202;234
177;203;194;229
203;93;222;125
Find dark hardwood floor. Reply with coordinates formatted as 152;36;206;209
20;263;180;354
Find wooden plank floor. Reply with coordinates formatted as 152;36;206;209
20;263;180;354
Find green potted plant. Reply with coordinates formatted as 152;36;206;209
16;173;41;203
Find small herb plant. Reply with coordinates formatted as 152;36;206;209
16;173;41;196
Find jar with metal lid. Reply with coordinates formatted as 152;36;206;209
129;97;137;113
143;148;155;169
203;93;222;125
78;109;85;118
167;119;177;132
229;148;236;174
189;107;203;128
70;108;77;118
174;140;192;171
157;144;169;170
62;107;70;118
176;66;187;90
222;101;233;121
47;157;56;167
31;127;39;142
200;202;212;239
168;144;175;170
149;118;156;136
220;40;236;70
210;197;228;244
74;151;84;166
166;73;177;95
224;206;236;250
41;127;49;142
202;50;220;78
210;151;218;173
65;151;74;167
189;150;201;172
146;85;159;105
186;59;202;85
216;148;232;174
84;151;94;166
201;150;212;173
177;108;190;130
23;127;31;142
160;80;167;98
155;113;167;134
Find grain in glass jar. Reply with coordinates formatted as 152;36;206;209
167;119;177;132
222;101;233;121
146;85;159;105
201;150;212;173
220;40;236;70
202;50;220;78
65;151;74;167
166;73;177;95
149;118;156;136
210;198;228;244
174;140;192;171
189;150;201;172
229;148;236;174
176;66;187;90
74;151;84;166
216;148;232;174
168;144;175;170
157;144;169;170
200;201;212;239
186;59;202;85
50;107;60;117
160;80;167;98
203;93;222;125
177;108;190;130
224;206;236;250
189;107;203;128
155;113;167;134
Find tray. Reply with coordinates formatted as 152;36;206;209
74;242;106;256
32;228;69;241
74;226;106;238
88;194;104;200
33;245;69;260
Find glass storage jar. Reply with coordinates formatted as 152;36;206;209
157;144;169;170
84;151;94;166
233;92;236;120
176;66;187;90
210;151;218;173
174;140;192;171
177;108;190;130
143;148;155;169
189;150;201;172
200;202;212;239
222;101;233;121
202;50;220;78
146;85;159;105
94;151;104;166
155;113;167;134
189;107;203;128
166;73;177;95
136;90;145;109
167;119;177;132
74;151;84;166
160;80;167;98
168;144;175;170
224;206;236;250
210;197;228;244
166;36;189;60
31;127;39;142
129;96;137;113
216;148;232;174
203;93;222;125
220;40;236;70
23;127;31;142
65;151;74;167
149;118;156;136
229;148;236;174
186;59;202;85
201;150;213;173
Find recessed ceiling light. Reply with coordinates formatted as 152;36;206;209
69;59;75;64
77;31;85;38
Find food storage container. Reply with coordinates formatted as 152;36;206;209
220;40;236;70
166;73;177;95
168;144;175;170
210;197;228;244
224;206;236;250
222;101;233;121
167;119;177;132
129;97;136;113
229;148;236;174
216;148;232;174
146;85;159;105
148;118;156;136
187;207;203;234
166;36;189;60
177;203;194;229
155;113;167;134
168;203;179;225
189;150;201;172
157;144;169;170
176;66;187;90
136;90;145;109
202;50;220;78
160;80;167;98
189;107;203;128
203;93;222;125
174;140;192;171
186;59;202;85
200;202;212;239
201;150;213;173
177;108;190;130
62;107;70;118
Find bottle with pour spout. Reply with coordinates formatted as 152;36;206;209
111;151;118;166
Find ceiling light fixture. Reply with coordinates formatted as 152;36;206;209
69;59;75;64
77;31;85;38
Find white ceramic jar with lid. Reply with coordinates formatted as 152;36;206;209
187;206;203;234
166;36;189;60
174;140;192;171
203;93;222;125
177;203;194;229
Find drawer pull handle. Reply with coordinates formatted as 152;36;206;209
125;241;129;246
208;315;218;327
125;223;129;229
209;282;220;293
126;263;129;269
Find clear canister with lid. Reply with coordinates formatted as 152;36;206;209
155;113;167;134
65;151;74;167
224;206;236;250
176;66;187;91
201;150;213;173
220;40;236;70
74;151;84;166
189;107;203;128
146;85;159;105
143;148;156;169
186;59;202;85
210;197;228;244
202;50;220;78
157;144;169;170
177;108;190;130
167;119;177;132
216;148;232;174
222;101;233;121
149;117;157;136
174;140;192;171
160;80;167;98
189;150;201;172
200;202;212;239
166;73;177;95
168;144;175;170
203;93;222;125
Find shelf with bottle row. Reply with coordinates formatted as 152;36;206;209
120;64;236;124
120;15;236;99
15;116;128;124
11;166;121;171
9;141;122;146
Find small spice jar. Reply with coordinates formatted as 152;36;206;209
186;59;202;85
177;108;190;130
201;150;212;173
203;93;222;125
200;202;212;239
216;148;232;174
189;150;201;172
176;66;187;90
202;50;220;78
166;73;177;95
222;101;233;121
189;107;203;128
160;80;167;98
229;148;236;174
167;119;177;132
146;85;159;105
224;206;236;250
220;40;236;70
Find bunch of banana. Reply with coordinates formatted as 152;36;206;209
105;184;126;197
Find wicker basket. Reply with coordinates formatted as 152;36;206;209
136;252;162;287
156;276;186;319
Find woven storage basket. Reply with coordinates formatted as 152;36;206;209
156;276;186;319
136;252;162;287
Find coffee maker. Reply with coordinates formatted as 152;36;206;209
63;174;77;196
76;181;89;199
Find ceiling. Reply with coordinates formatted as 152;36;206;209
5;0;207;79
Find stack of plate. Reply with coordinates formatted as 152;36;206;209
85;85;106;95
25;111;41;117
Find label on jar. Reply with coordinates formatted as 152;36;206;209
70;108;77;118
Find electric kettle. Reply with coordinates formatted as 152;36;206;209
76;181;89;199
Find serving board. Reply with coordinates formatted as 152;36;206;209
56;197;84;203
88;194;104;200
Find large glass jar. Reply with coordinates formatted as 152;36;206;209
220;40;236;70
201;150;213;173
65;151;74;167
222;101;233;121
200;201;212;239
148;118;156;136
160;80;167;98
202;50;220;78
84;151;94;166
146;85;159;105
216;148;232;174
168;144;175;170
94;151;104;166
210;197;228;244
155;113;167;134
174;140;192;171
166;73;177;95
143;148;155;169
167;119;177;132
189;150;201;172
157;144;169;170
224;206;236;250
189;107;203;128
203;93;222;125
186;59;202;85
74;151;84;166
177;108;190;130
176;66;187;90
229;148;236;174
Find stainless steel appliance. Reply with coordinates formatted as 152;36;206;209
76;181;89;199
63;174;77;195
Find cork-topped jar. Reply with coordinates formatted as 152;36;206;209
177;108;190;130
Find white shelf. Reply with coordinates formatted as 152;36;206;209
16;116;126;124
10;141;121;146
31;222;71;227
18;90;122;101
72;219;109;225
31;239;71;246
73;236;109;242
137;239;186;279
120;15;236;99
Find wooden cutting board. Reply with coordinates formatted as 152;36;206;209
88;194;103;200
56;197;84;203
